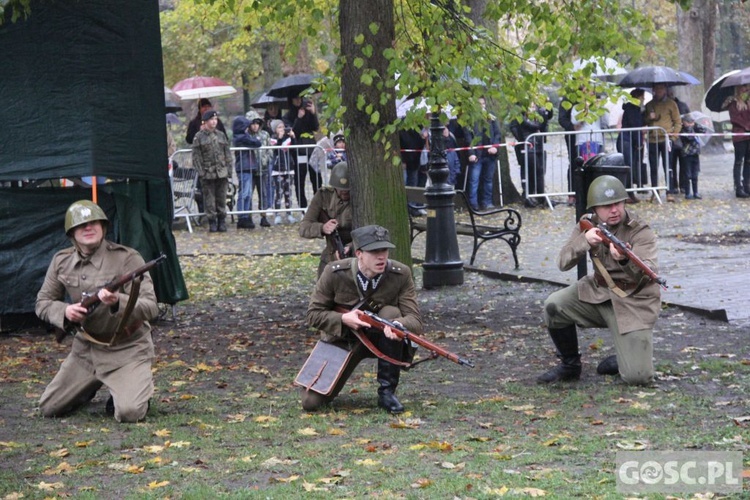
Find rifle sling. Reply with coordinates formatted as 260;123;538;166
351;329;412;368
591;257;629;298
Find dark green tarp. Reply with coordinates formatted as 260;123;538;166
0;0;188;315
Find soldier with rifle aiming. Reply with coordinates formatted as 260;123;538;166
301;225;423;414
299;161;352;278
537;175;660;386
36;200;159;422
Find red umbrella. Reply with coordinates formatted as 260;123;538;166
172;76;237;100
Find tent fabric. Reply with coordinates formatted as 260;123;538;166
0;0;188;314
0;187;188;314
0;0;167;182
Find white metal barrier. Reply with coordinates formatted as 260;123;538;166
170;143;330;232
516;127;671;209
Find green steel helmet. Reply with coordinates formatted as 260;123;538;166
586;175;629;209
64;200;108;235
329;161;350;191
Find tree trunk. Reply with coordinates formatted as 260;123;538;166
340;0;411;265
676;1;705;113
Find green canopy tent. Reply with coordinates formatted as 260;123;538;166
0;0;188;318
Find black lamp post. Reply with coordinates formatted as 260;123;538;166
422;110;464;288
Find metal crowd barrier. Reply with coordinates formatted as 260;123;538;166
517;126;670;209
170;143;330;232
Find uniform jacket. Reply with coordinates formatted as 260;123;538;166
556;210;660;334
307;258;423;343
192;128;232;180
644;97;682;143
36;240;159;355
186;114;226;144
299;187;352;267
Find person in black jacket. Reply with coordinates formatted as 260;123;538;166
618;88;647;200
509;103;553;207
284;96;321;208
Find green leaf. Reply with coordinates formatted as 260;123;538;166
368;22;379;35
353;57;364;69
370;110;380;125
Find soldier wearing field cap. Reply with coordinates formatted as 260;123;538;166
302;225;423;413
537;176;660;385
36;200;159;422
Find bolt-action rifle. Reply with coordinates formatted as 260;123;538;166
579;219;667;290
55;254;167;343
335;306;475;368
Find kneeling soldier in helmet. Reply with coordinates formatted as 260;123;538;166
299;161;353;278
36;200;159;422
538;175;660;385
301;225;423;413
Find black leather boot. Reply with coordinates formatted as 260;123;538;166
376;357;404;414
537;325;582;383
217;216;227;232
208;218;218;232
596;355;619;375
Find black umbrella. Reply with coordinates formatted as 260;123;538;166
705;70;742;113
617;65;691;87
250;91;288;109
266;73;316;99
722;66;750;87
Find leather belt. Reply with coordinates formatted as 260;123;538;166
594;273;637;291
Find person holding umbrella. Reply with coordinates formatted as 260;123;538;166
644;83;682;202
725;84;750;198
284;95;321;208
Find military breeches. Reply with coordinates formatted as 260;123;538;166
39;334;155;422
544;284;653;385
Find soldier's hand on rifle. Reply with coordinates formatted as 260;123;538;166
584;227;603;247
322;219;338;235
609;242;630;262
97;288;119;306
341;309;370;331
65;303;88;323
382;325;400;340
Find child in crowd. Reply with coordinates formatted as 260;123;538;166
326;134;347;168
270;119;297;224
680;114;706;200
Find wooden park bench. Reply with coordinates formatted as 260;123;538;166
406;186;522;268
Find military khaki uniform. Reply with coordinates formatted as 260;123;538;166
192;128;232;222
544;210;660;384
302;258;423;410
298;187;352;277
36;241;159;422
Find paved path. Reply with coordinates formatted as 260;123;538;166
173;150;750;325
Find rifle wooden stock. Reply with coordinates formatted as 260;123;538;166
55;254;167;343
334;305;474;368
579;219;667;289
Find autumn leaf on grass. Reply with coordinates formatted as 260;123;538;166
153;428;172;438
37;481;65;491
439;461;465;470
254;415;278;424
303;481;327;492
248;365;271;376
0;441;22;449
327;427;346;436
616;440;648;451
262;457;299;468
49;448;70;458
506;404;535;413
75;440;95;448
227;413;247;423
317;476;344;485
355;458;381;467
167;440;191;448
411;478;433;488
513;487;547;496
43;462;75;475
148;480;170;489
179;394;197;400
143;445;165;454
126;465;145;474
390;418;423;429
271;475;300;483
298;427;319;436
